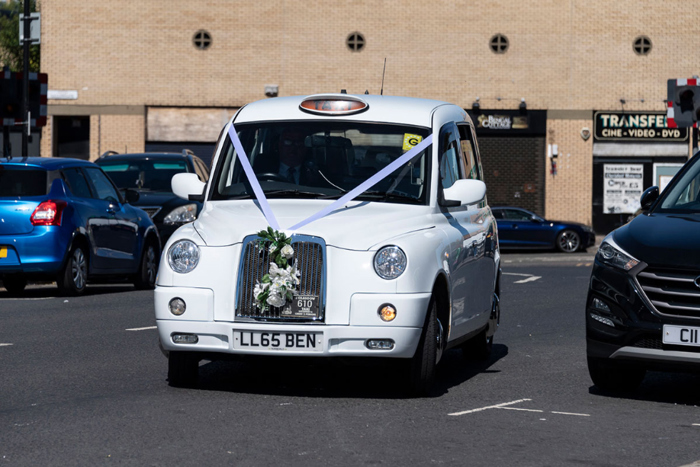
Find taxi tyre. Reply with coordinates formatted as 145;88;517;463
408;296;438;397
556;229;581;253
57;244;88;296
587;356;646;392
3;275;27;295
168;351;200;387
134;240;159;290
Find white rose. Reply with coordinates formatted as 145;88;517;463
266;290;286;308
281;244;294;259
269;262;282;278
268;243;277;254
253;282;269;298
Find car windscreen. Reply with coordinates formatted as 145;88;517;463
99;159;188;192
657;155;700;214
211;121;432;205
0;166;48;197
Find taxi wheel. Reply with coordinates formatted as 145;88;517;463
134;241;159;290
556;229;581;253
168;352;199;387
57;245;88;296
408;297;438;397
587;357;645;392
3;275;27;294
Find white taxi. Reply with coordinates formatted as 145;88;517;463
156;93;501;395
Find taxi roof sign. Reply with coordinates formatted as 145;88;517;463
299;94;368;116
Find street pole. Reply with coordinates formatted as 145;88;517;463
21;0;30;159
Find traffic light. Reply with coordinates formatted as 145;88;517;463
667;79;700;128
0;72;47;127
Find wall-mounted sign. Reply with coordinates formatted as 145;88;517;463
603;164;643;214
466;109;546;136
594;111;689;142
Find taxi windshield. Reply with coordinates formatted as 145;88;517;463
210;121;432;205
657;154;700;214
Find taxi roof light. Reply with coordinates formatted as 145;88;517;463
299;94;369;116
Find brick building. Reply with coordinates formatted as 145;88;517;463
35;0;700;232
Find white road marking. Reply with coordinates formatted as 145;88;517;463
499;407;543;413
693;424;700;426
0;343;13;347
514;276;542;284
1;297;56;301
125;326;157;331
551;411;590;417
448;398;531;416
502;272;534;277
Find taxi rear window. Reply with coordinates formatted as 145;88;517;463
0;166;48;196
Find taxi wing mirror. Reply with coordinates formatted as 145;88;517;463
172;173;206;201
441;179;486;207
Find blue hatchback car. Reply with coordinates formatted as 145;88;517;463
0;157;160;295
492;206;596;253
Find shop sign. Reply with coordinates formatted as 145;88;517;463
475;114;528;130
603;164;643;214
466;109;546;136
594;111;689;142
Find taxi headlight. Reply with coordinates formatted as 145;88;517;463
374;246;407;280
163;203;197;225
596;240;639;271
168;240;200;273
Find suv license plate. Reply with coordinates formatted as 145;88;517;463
233;331;322;352
663;325;700;347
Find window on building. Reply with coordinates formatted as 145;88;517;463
633;36;652;56
489;34;509;54
347;32;365;52
53;116;90;160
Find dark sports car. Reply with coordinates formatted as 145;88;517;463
96;150;209;246
492;206;596;253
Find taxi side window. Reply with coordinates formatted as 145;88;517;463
457;124;480;181
61;168;93;198
438;122;465;189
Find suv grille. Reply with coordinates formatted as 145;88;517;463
140;206;161;218
235;234;326;321
636;267;700;319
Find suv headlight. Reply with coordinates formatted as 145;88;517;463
596;238;639;271
374;246;407;280
168;240;200;273
163;204;197;225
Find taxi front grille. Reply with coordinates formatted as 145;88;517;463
636;267;700;319
235;235;326;321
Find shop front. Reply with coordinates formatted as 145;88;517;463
592;111;690;233
466;109;547;215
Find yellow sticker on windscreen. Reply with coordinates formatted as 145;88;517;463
402;134;423;151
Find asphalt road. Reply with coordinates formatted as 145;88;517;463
2;251;700;466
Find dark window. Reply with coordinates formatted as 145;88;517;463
457;124;480;180
439;122;465;189
54;116;90;160
193;30;212;50
62;168;92;198
492;209;504;219
633;36;652;56
99;159;188;192
503;209;532;221
347;32;365;52
490;34;509;54
84;167;121;203
0;167;47;196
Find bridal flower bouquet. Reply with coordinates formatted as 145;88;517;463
253;228;300;311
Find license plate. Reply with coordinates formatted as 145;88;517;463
663;325;700;347
0;247;6;259
233;331;322;352
280;294;319;318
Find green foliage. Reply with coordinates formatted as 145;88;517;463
0;1;40;72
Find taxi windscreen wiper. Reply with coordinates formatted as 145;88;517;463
228;189;336;200
356;191;421;204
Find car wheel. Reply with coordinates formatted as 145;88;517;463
556;229;581;253
587;357;646;391
3;275;27;294
408;297;438;397
134;241;159;290
168;351;199;387
462;293;498;361
57;245;88;296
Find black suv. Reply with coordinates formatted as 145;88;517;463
586;150;700;391
96;150;209;245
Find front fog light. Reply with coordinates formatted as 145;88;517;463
365;339;395;350
591;297;611;312
589;313;615;328
169;297;186;316
172;333;199;344
378;304;397;322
